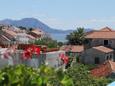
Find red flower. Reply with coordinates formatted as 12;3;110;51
63;56;69;64
22;50;32;60
34;47;41;55
59;53;64;59
59;53;69;64
22;45;41;60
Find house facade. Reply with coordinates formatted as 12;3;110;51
60;45;84;58
85;27;115;49
16;33;35;44
28;29;46;39
0;29;17;45
82;46;114;64
0;25;36;45
82;27;115;64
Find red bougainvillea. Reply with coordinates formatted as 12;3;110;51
22;45;41;60
59;53;69;64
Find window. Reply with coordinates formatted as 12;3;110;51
106;56;109;60
110;54;112;60
105;54;113;61
104;40;108;45
94;57;100;64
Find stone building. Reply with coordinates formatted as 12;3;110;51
82;46;114;64
82;27;115;64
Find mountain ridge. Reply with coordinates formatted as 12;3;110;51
0;18;74;34
0;18;92;41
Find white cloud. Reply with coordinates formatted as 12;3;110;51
74;17;115;29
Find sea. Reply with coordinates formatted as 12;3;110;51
50;33;68;42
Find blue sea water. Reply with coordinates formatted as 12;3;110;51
50;33;67;42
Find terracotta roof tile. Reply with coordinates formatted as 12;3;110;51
85;27;115;39
91;60;115;77
3;29;17;37
31;29;44;35
0;35;11;41
60;45;71;51
71;45;84;52
27;34;35;39
100;27;113;31
93;46;113;53
60;45;84;53
109;60;115;71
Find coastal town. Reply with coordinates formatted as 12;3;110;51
0;24;114;85
0;0;115;86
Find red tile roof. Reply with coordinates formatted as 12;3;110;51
85;27;115;39
27;34;35;40
60;45;71;51
31;29;44;35
71;45;84;52
3;29;17;37
0;35;11;41
91;60;115;77
109;61;115;71
100;27;113;31
60;45;84;53
93;46;113;53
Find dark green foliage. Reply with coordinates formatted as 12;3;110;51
58;42;64;47
0;26;3;30
76;55;80;63
66;27;87;45
29;28;34;31
0;64;112;86
18;26;27;30
66;63;111;86
0;65;73;86
34;37;58;48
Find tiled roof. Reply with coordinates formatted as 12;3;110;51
31;29;44;35
91;60;115;77
3;29;17;37
109;61;115;71
100;27;113;31
60;45;84;53
93;46;113;53
71;45;84;52
27;34;35;39
60;45;71;51
0;35;11;42
85;27;115;39
2;32;15;40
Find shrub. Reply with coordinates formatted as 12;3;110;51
0;65;73;86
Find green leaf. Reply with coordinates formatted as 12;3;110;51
61;75;73;86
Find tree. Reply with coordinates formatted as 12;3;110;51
0;64;112;86
58;42;64;47
29;28;34;31
0;65;73;86
66;63;111;86
66;27;86;45
18;26;27;30
34;37;58;48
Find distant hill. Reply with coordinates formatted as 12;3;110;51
0;18;92;33
0;18;74;33
0;18;92;41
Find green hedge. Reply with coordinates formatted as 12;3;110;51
0;64;112;86
0;65;73;86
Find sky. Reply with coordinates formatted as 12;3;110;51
0;0;115;30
